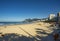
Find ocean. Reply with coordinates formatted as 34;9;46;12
0;22;33;26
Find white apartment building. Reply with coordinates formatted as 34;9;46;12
49;14;55;20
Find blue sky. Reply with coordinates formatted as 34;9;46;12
0;0;60;22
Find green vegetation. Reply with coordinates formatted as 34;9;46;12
23;18;41;22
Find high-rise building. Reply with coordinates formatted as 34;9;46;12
57;12;60;22
49;14;55;20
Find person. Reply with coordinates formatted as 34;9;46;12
53;33;59;41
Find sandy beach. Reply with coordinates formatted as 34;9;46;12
0;22;55;41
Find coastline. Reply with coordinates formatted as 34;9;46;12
0;21;56;41
0;22;52;36
0;21;36;26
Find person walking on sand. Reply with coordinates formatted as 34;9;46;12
53;33;59;41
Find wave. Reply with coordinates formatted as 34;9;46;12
0;23;5;25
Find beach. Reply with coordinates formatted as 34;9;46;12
0;22;55;41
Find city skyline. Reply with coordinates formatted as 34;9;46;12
0;0;60;22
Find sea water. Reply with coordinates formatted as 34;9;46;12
0;22;33;26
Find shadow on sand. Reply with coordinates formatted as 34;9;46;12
35;24;60;41
0;33;35;41
0;24;60;41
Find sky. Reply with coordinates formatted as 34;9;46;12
0;0;60;22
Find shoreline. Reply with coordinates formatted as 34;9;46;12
0;22;52;37
0;22;36;26
0;21;55;41
0;21;41;27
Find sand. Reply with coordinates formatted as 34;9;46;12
0;22;53;40
0;22;53;37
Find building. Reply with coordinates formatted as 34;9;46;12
57;12;60;22
40;18;48;21
49;14;55;20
